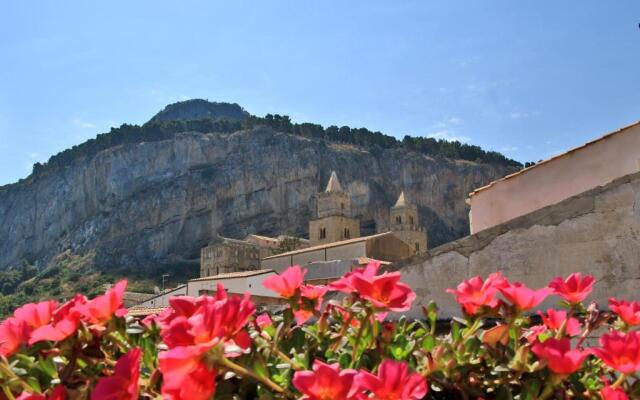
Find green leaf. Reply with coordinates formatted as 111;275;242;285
520;380;541;400
421;335;436;351
38;357;58;379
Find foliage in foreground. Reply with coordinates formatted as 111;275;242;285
0;262;639;399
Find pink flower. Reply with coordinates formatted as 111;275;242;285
263;266;306;298
159;345;216;400
29;295;86;345
591;331;640;374
531;338;588;375
548;273;595;304
16;386;65;400
13;301;58;330
0;317;29;357
91;348;141;400
74;280;127;325
256;313;273;329
446;273;507;315
609;298;640;326
600;383;629;400
500;282;552;311
350;271;416;312
538;309;581;336
330;262;381;293
355;359;427;400
292;360;359;400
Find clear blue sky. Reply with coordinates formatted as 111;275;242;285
1;1;639;185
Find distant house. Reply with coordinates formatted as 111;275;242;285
467;121;640;233
131;269;282;313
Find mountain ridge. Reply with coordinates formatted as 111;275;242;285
0;100;519;275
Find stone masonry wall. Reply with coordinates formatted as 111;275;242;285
394;171;640;319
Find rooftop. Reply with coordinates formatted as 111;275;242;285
325;171;343;192
468;120;640;197
262;232;393;260
189;269;275;282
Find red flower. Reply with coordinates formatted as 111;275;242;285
0;317;29;357
591;331;640;374
294;284;328;324
330;262;381;293
548;273;595;304
351;271;415;312
609;298;640;326
292;360;359;400
600;383;629;400
29;295;86;345
159;345;216;400
500;282;552;311
263;266;305;298
355;359;427;400
446;272;507;315
16;386;65;400
74;280;127;325
531;338;588;375
13;301;58;330
187;290;256;351
538;309;582;336
91;348;141;400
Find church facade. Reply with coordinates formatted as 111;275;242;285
199;171;428;277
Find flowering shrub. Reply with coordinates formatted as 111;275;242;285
0;263;639;399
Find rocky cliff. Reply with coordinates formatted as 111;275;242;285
0;105;516;273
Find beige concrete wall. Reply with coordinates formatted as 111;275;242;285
397;172;640;319
469;123;640;233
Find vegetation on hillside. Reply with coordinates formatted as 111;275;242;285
24;102;525;182
0;251;197;318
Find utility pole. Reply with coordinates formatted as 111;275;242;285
161;274;170;291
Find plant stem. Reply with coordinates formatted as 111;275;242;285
612;373;628;388
218;356;286;394
351;308;373;367
1;385;15;400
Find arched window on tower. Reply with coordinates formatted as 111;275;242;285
396;216;402;224
319;228;326;239
415;243;420;252
409;216;414;225
344;228;350;239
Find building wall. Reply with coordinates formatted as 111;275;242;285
200;240;261;277
309;216;360;246
395;171;640;319
391;230;428;254
261;241;367;272
187;273;277;298
366;235;413;262
139;286;188;308
469;123;640;233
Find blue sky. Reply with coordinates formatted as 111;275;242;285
1;1;639;185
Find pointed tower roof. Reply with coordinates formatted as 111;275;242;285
393;191;407;207
325;171;343;192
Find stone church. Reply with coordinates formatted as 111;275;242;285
200;171;428;277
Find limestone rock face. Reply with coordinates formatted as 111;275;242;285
0;127;513;271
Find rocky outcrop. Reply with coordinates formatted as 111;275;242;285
0;126;513;272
